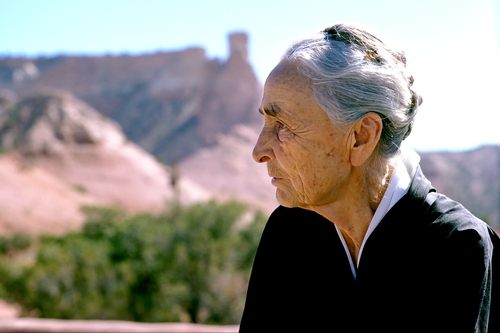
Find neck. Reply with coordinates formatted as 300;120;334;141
310;161;394;263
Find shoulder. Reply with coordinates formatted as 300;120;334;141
265;205;332;233
268;205;321;220
425;192;491;248
382;184;494;263
399;165;493;251
257;206;339;257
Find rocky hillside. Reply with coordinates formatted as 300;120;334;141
0;90;210;235
0;33;262;165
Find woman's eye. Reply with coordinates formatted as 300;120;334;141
277;121;286;129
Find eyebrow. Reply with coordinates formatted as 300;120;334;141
259;104;281;117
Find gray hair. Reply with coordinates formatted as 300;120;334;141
282;23;422;159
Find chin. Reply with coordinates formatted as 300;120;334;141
276;190;302;208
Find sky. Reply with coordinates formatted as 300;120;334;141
0;0;499;152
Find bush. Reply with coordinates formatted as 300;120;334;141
0;200;266;324
0;234;31;255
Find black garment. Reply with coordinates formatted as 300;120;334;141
239;166;500;332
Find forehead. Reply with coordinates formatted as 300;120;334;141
266;60;309;89
260;60;326;122
263;60;312;102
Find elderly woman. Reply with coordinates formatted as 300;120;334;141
239;24;499;332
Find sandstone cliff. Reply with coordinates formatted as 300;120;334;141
0;32;262;165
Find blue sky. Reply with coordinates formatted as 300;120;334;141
1;0;499;152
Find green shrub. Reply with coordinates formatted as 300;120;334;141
0;234;31;255
0;200;266;324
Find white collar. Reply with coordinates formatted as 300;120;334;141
335;148;420;280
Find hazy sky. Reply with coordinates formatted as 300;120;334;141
1;0;499;152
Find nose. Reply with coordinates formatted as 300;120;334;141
252;127;275;163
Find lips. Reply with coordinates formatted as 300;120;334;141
270;176;284;186
269;174;281;180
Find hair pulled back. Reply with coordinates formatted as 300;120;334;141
283;23;422;159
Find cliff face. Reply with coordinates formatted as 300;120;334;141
0;32;263;165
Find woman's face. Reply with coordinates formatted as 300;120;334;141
253;60;353;209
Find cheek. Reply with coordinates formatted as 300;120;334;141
273;137;305;171
273;144;297;173
275;145;322;194
286;139;346;182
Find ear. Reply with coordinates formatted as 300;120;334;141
350;112;383;167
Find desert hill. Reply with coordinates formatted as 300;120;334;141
0;153;96;235
0;33;262;165
0;90;211;235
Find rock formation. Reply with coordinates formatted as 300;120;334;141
0;90;204;235
0;32;263;165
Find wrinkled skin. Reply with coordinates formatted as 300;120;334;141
252;59;353;210
252;59;384;261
